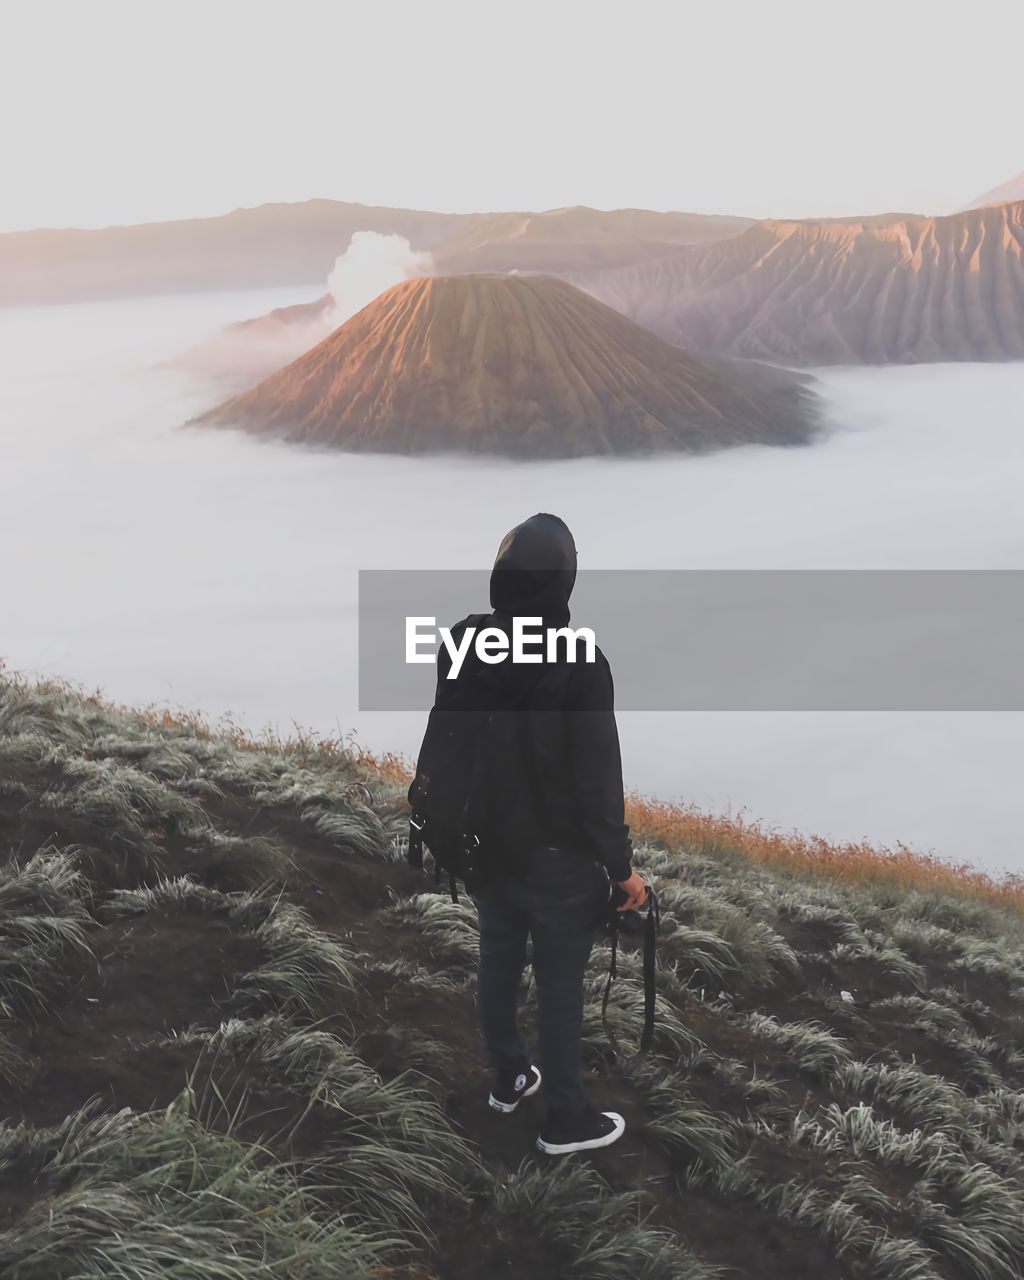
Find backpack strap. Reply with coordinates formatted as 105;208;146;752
406;612;490;879
455;613;491;647
408;813;425;870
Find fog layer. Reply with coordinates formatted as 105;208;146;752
1;288;1022;871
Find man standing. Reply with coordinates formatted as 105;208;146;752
424;512;647;1155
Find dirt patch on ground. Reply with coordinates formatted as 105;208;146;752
0;905;264;1126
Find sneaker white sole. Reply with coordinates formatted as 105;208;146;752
536;1111;626;1154
488;1066;542;1113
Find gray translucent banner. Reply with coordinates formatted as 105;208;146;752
358;570;1024;711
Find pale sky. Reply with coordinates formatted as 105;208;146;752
2;0;1021;232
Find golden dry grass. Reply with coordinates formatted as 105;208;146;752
626;793;1024;914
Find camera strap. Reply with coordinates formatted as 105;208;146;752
601;886;660;1058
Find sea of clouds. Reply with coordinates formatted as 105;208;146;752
1;282;1022;871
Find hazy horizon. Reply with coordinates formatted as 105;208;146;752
6;187;1013;239
3;0;1022;234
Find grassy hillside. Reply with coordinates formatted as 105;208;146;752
2;673;1024;1280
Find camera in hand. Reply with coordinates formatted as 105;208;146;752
606;882;650;938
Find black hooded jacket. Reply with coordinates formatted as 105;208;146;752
433;512;633;882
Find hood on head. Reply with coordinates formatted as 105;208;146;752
489;513;577;625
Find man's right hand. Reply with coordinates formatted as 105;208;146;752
614;870;648;911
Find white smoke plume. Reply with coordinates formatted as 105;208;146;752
325;231;433;326
173;231;435;390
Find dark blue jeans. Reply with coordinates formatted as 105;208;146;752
472;847;610;1116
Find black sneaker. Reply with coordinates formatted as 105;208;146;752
536;1106;626;1155
488;1064;542;1114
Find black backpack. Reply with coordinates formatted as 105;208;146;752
406;712;490;901
406;614;543;900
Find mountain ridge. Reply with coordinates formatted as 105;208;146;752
0;199;749;306
963;170;1024;210
567;201;1024;364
